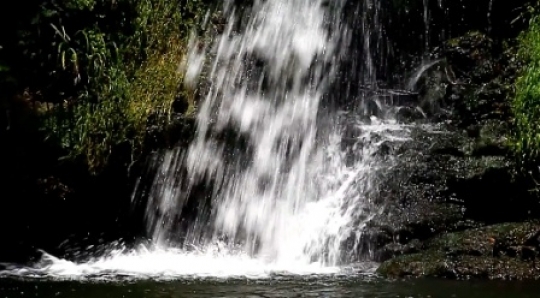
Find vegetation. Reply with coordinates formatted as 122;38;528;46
512;5;540;170
0;1;537;175
0;0;208;173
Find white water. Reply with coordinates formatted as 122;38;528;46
0;246;342;280
406;59;442;91
0;0;418;280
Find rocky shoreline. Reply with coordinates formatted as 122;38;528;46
377;222;540;280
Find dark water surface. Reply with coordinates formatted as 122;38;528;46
1;276;539;298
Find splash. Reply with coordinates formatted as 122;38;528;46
0;245;345;280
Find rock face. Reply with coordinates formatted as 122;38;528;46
370;31;540;279
371;122;540;279
366;123;527;255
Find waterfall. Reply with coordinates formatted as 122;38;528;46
152;0;358;265
144;0;413;267
0;0;427;279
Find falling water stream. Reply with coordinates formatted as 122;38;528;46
0;0;435;280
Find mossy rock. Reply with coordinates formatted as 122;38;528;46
444;31;495;80
460;120;510;157
442;30;516;129
428;222;540;256
376;251;453;278
377;222;540;280
378;253;540;280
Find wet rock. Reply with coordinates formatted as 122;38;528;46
172;96;189;114
374;141;393;157
366;118;535;262
372;26;524;254
377;222;540;280
439;31;517;128
444;31;495;80
396;107;426;123
144;114;196;150
368;26;540;280
376;251;453;278
461;119;510;157
377;239;423;261
363;99;382;118
388;90;419;107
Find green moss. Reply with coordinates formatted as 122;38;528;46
512;8;540;169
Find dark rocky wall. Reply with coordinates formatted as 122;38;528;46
0;111;195;264
330;0;529;113
373;27;540;280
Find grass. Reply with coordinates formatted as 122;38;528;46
16;0;209;173
512;8;540;169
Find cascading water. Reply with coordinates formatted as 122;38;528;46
141;0;418;270
0;0;428;279
163;1;350;259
